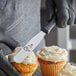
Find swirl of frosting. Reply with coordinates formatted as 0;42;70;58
36;46;68;62
8;47;37;64
59;63;76;76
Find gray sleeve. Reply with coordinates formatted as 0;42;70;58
0;43;11;55
0;43;20;76
0;69;8;76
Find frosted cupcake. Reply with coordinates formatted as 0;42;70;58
36;45;68;76
8;47;38;76
59;63;76;76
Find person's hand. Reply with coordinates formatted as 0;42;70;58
0;49;20;76
45;0;76;28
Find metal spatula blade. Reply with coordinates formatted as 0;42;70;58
13;31;45;63
13;19;55;63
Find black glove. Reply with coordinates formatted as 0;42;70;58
45;0;56;25
45;0;76;28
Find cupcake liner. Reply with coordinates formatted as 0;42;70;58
21;72;33;76
38;58;66;76
12;62;38;76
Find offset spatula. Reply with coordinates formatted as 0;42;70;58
13;20;56;63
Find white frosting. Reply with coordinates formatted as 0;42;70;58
37;46;68;62
59;63;76;76
8;47;37;64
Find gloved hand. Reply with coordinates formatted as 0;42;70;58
0;27;21;76
45;0;76;28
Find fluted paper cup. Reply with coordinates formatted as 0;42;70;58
38;58;66;76
12;62;38;76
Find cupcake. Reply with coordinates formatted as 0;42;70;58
8;47;38;76
36;45;68;76
59;63;76;76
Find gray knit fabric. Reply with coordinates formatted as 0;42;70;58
4;0;41;46
0;50;20;76
0;69;8;76
0;0;44;76
0;0;45;58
